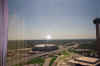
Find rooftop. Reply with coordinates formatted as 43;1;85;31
75;57;99;63
68;56;100;66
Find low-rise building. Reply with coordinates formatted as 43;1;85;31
68;56;100;66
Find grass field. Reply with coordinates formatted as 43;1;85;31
49;56;57;66
8;40;30;50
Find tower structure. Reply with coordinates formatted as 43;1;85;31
93;18;100;56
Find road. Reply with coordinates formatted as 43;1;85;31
43;58;52;66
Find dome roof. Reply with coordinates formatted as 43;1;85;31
34;44;56;47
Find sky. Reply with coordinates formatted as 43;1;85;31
8;0;100;40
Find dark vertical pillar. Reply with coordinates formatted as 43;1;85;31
96;24;100;52
96;24;99;39
0;0;8;66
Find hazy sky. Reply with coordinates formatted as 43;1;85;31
8;0;100;40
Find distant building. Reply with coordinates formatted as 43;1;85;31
32;44;58;52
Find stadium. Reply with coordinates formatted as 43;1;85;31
32;44;58;52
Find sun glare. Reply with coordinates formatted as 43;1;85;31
46;34;52;40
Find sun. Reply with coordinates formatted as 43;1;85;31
46;34;52;40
